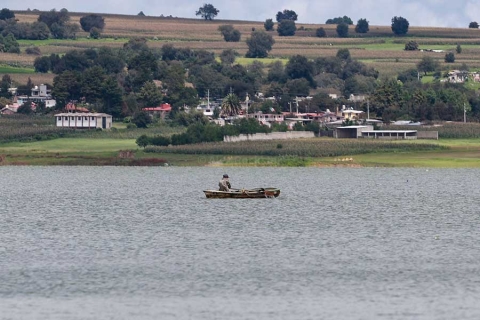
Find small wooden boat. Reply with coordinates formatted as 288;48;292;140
203;187;280;199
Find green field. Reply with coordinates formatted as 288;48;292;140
0;65;35;73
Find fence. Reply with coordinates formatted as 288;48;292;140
417;131;439;140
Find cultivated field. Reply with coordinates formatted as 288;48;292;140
3;11;480;84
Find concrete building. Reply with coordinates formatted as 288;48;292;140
55;113;112;129
361;130;418;139
334;125;373;138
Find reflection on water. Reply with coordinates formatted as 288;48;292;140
1;167;480;319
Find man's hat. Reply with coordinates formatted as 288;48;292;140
223;174;229;178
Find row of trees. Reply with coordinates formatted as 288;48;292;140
0;8;105;40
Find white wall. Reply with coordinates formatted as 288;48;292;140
224;131;314;142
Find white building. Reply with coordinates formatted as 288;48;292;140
17;84;56;108
55;113;112;129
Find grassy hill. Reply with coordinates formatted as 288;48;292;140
4;11;480;85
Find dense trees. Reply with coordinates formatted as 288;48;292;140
0;8;15;21
277;20;296;36
38;9;70;28
245;31;275;58
80;14;105;32
326;16;353;25
355;18;369;34
196;4;219;20
264;19;274;31
391;16;409;35
336;23;349;37
218;25;241;42
276;10;297;22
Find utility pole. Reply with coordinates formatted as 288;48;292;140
245;93;249;116
367;99;370;120
289;102;292;114
295;97;299;116
207;89;210;108
464;102;467;123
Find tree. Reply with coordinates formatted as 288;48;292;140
355;18;369;34
0;8;15;20
34;56;51;73
100;76;123;117
469;21;479;29
456;44;462;54
391;16;409;35
336;23;349;38
245;31;275;58
0;33;20;53
28;22;50;40
80;14;105;32
285;55;315;87
196;4;219;20
404;41;419;51
220;93;241;116
445;52;455;63
139;80;162;106
276;9;297;22
316;27;326;37
218;25;241;42
277;20;296;36
326;16;353;25
417;56;439;75
132;111;152;128
264;18;274;31
138;11;146;16
0;75;12;99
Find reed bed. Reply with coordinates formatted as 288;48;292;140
145;138;442;157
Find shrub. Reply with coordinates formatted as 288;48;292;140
445;52;455;63
264;19;274;31
404;41;418;51
218;25;241;42
25;46;41;55
315;27;326;38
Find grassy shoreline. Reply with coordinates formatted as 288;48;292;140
0;138;479;168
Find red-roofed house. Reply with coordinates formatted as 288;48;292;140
143;103;172;119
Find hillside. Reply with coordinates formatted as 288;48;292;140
2;11;480;85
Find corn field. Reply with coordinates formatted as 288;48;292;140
145;138;443;157
0;115;70;143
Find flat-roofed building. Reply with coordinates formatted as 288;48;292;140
55;113;112;129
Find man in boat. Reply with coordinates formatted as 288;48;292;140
219;174;231;191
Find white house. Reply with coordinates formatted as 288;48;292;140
16;84;56;108
55;113;112;129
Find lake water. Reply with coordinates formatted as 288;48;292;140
1;166;480;319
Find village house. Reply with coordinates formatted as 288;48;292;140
445;70;469;83
247;112;284;127
16;84;56;108
143;103;172;119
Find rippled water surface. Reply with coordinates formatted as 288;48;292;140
1;166;480;319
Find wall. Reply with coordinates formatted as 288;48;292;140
417;131;439;140
224;131;314;142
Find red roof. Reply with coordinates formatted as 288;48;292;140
143;103;172;112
